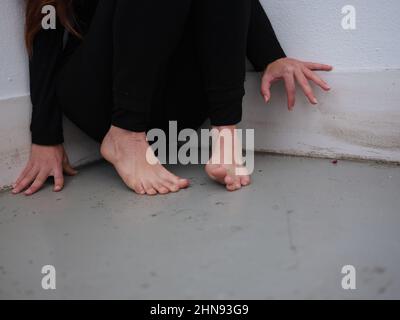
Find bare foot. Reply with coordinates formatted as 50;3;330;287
100;126;189;195
205;125;251;191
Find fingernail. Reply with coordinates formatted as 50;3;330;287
313;98;318;104
54;186;61;191
264;95;270;103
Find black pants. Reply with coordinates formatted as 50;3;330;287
56;0;251;143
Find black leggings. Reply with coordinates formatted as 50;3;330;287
56;0;251;143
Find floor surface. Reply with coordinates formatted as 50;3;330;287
0;154;399;299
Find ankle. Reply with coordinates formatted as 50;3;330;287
212;125;237;132
108;125;147;142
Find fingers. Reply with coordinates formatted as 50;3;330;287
303;62;333;71
63;163;78;176
294;69;318;105
283;74;296;110
12;144;75;196
261;73;273;103
25;170;49;195
302;67;331;91
13;162;33;188
13;165;66;195
53;169;64;192
63;155;78;176
262;58;332;110
12;166;39;194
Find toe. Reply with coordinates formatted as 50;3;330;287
234;181;242;190
207;165;228;184
163;180;179;193
142;180;158;195
177;178;189;189
224;175;236;192
224;175;235;185
226;183;238;191
146;188;157;196
225;175;241;191
234;176;242;190
161;171;187;190
133;182;146;195
240;175;251;186
155;184;169;194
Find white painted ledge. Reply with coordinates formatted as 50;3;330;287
1;69;399;189
241;69;400;162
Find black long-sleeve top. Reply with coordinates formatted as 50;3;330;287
29;0;285;145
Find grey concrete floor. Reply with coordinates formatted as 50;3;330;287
0;154;399;299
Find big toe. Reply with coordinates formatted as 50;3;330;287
206;165;228;184
178;178;190;189
225;175;242;191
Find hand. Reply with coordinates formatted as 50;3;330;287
261;57;333;110
12;144;78;196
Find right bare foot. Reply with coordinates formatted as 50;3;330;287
100;126;189;195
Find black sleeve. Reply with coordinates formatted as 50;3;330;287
247;0;286;72
29;25;65;145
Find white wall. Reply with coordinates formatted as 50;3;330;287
0;0;28;99
1;0;400;188
2;0;399;101
242;0;400;162
262;0;400;70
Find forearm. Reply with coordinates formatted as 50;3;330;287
29;27;65;145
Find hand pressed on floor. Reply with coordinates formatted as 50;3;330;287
12;144;77;196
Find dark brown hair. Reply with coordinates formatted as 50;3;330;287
25;0;80;55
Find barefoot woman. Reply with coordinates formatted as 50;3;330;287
14;0;332;195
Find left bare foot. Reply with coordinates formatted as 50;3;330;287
205;125;251;191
